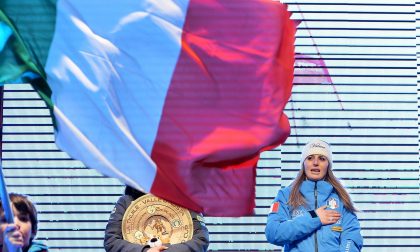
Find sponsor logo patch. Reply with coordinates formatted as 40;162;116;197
331;226;343;232
292;209;305;218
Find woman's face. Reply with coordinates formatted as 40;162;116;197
0;207;33;249
304;154;329;181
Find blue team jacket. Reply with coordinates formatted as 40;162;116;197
27;241;48;252
265;180;363;252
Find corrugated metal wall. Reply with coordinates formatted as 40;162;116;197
277;1;418;251
1;0;419;251
2;84;120;250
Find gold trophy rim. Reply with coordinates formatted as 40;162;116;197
122;193;193;245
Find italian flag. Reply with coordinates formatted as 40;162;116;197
0;0;295;216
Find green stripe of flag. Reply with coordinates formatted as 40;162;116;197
0;0;57;108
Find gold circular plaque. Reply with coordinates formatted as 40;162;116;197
122;194;193;245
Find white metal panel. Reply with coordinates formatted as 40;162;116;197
1;1;419;251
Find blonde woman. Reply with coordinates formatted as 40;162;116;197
265;139;363;252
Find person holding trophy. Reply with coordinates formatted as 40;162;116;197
265;139;363;252
104;186;209;252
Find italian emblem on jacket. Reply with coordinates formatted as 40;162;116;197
327;197;338;209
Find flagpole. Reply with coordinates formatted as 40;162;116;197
0;85;22;252
0;162;14;224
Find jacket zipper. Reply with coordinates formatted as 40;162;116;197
314;181;318;252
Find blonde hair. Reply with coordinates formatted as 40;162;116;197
287;165;357;212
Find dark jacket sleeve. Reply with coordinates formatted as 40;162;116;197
104;195;149;252
164;212;210;252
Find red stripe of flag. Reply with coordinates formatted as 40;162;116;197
151;0;295;216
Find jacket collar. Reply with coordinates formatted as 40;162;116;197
300;180;333;197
